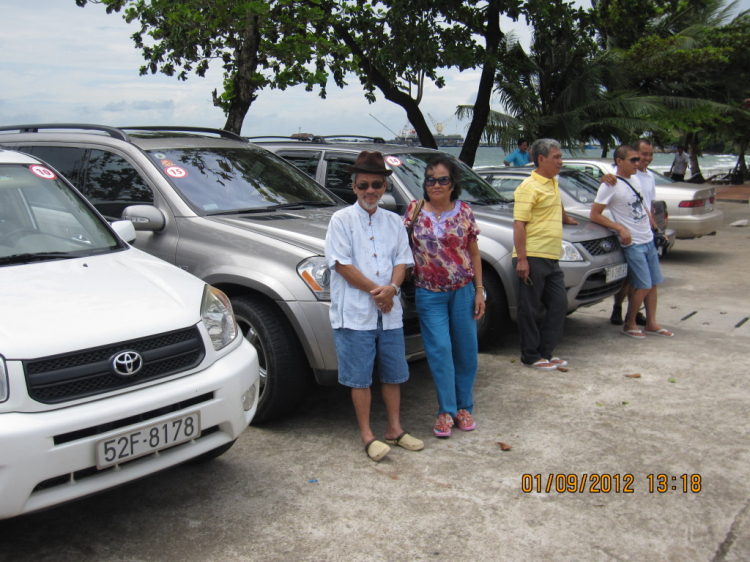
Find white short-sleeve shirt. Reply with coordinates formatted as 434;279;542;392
325;203;414;330
595;175;652;246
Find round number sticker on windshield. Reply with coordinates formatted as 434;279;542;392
29;165;57;180
165;166;188;179
385;156;402;166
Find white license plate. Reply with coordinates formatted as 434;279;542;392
96;411;201;469
605;263;628;283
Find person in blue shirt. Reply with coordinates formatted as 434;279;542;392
504;139;530;167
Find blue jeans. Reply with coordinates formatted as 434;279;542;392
416;283;478;417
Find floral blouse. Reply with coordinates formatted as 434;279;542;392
404;199;480;292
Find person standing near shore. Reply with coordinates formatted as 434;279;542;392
669;146;689;181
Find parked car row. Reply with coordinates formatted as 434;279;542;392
0;125;632;520
0;147;260;520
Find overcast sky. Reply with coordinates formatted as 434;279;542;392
2;1;748;140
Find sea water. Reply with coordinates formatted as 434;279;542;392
444;146;744;178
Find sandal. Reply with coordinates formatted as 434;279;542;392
453;409;476;431
523;358;557;370
549;357;568;367
433;413;454;438
364;439;390;462
385;431;424;451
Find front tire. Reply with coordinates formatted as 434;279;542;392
231;294;310;423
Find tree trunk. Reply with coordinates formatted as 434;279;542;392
684;132;705;183
458;4;502;167
219;14;261;135
333;24;437;149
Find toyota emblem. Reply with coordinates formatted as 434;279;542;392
111;351;143;376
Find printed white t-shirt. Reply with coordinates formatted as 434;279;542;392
595;174;652;246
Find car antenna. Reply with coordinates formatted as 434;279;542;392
368;114;399;138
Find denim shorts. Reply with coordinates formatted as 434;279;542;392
333;315;409;388
622;241;664;289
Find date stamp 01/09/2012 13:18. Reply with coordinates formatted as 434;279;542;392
522;474;702;494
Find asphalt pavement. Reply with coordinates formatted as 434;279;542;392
1;202;749;562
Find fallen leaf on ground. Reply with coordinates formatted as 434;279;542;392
596;401;603;407
668;377;676;383
622;401;630;405
510;359;516;363
557;366;569;372
497;442;512;451
625;373;641;378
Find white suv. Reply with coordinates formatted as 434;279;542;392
0;149;260;519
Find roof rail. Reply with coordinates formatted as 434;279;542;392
0;124;130;141
321;135;386;144
120;126;247;142
245;135;330;144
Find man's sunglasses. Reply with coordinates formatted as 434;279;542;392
425;176;452;187
627;157;641;163
355;180;386;190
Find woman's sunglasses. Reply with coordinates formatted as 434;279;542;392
425;176;452;187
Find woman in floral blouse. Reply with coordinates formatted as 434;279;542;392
404;156;485;438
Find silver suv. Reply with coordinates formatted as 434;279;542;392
0;125;423;422
254;136;629;346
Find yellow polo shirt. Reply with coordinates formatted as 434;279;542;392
512;171;563;260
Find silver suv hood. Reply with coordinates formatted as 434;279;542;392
208;206;342;254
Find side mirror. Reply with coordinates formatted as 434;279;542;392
110;220;136;243
121;205;166;232
378;193;398;212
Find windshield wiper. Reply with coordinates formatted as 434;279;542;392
0;252;77;265
205;207;273;216
265;201;338;209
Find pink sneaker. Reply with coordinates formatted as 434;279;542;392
454;409;476;431
433;413;454;438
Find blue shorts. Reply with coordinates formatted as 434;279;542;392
333;315;409;388
622;241;663;289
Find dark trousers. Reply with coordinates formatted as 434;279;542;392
513;257;567;364
671;173;685;182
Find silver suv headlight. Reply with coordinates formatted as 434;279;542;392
560;240;584;262
298;257;331;300
0;356;8;403
201;285;239;351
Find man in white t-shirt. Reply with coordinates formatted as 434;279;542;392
608;139;658;326
590;145;674;339
670;145;689;181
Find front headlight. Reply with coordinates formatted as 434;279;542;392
298;256;331;300
560;240;584;262
0;357;8;403
201;285;238;351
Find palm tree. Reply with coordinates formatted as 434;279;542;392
457;22;660;157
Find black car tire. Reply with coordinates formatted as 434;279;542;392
231;294;310;424
185;439;236;464
477;268;510;349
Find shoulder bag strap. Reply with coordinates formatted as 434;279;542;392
616;175;643;204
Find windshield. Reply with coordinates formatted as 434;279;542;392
557;170;600;204
145;147;338;214
0;163;121;264
386;152;508;204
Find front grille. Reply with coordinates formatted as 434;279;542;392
24;326;205;404
580;235;621;256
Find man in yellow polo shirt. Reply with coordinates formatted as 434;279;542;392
512;138;579;370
